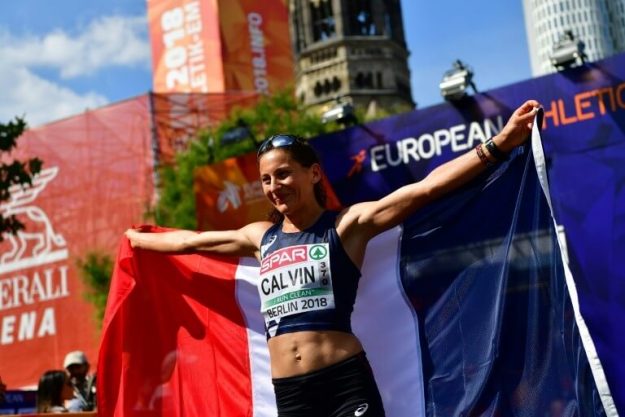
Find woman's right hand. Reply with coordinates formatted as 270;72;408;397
125;228;143;248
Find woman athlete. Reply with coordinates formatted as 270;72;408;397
126;99;541;417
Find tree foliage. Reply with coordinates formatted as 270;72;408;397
0;117;43;240
77;251;114;328
77;90;410;320
154;89;337;229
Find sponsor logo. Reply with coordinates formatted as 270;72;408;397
0;167;69;346
347;149;367;178
260;235;277;258
309;244;327;260
217;181;242;212
354;403;369;416
217;180;265;213
260;245;308;273
0;167;67;274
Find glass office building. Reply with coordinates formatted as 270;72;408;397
523;0;625;74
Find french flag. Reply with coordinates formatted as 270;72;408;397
97;122;619;417
97;226;423;417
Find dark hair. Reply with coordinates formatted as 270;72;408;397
257;134;327;223
36;370;69;413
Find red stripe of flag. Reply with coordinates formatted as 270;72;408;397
98;229;252;417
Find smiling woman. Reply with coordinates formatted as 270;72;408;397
125;99;539;417
257;135;327;225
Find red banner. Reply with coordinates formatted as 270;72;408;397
0;97;154;388
150;92;259;163
148;0;224;93
148;0;294;95
218;0;294;94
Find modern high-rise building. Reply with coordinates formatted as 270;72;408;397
523;0;625;75
288;0;414;115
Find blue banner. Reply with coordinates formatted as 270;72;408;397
0;390;36;414
310;53;625;416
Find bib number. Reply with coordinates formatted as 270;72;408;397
258;243;334;326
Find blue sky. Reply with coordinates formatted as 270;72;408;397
0;0;532;127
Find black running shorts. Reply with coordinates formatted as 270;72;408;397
272;352;386;417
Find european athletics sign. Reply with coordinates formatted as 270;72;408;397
310;53;625;416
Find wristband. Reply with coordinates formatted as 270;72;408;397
475;144;493;167
484;137;509;161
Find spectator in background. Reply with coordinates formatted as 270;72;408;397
36;370;73;413
63;351;97;411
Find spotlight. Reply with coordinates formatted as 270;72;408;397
321;101;357;126
439;60;478;101
550;30;586;70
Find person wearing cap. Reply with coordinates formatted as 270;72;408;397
63;350;96;411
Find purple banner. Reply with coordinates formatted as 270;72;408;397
311;52;625;416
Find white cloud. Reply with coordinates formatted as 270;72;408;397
2;15;151;78
0;61;108;127
0;15;150;126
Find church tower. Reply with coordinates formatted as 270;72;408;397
289;0;414;116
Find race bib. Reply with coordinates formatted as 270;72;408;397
258;243;334;328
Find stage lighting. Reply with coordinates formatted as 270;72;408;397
550;30;586;70
321;101;356;126
439;60;477;101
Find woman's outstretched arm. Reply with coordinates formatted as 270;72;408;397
125;221;272;259
338;100;540;243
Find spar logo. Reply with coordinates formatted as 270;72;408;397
260;245;308;274
309;245;327;260
0;167;68;274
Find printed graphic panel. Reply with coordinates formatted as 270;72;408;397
195;153;272;230
148;0;224;93
0;97;154;388
151;92;259;163
309;53;625;415
218;0;294;93
195;151;342;231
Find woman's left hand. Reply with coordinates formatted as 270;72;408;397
494;100;541;153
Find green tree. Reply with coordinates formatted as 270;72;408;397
154;89;336;229
78;91;410;324
0;116;43;239
77;251;114;328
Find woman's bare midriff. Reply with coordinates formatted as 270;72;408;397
267;330;364;378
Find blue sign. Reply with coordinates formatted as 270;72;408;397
310;53;625;417
0;390;36;414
